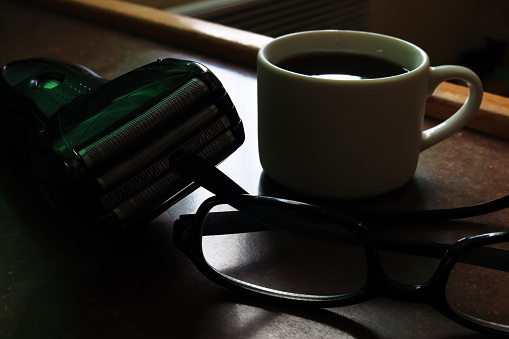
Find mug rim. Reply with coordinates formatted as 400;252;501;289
257;30;429;82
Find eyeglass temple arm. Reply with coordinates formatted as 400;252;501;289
174;150;248;196
174;150;509;222
174;151;509;272
348;194;509;223
376;236;509;273
179;211;509;273
174;151;509;271
374;236;449;259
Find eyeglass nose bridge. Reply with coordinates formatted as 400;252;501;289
369;268;443;305
368;236;452;305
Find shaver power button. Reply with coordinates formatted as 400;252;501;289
31;72;64;91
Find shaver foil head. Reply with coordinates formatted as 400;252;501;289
0;58;245;232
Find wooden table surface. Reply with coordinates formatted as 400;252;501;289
1;2;509;338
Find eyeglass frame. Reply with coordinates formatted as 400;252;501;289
174;194;509;336
172;151;509;336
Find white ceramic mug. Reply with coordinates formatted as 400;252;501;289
257;30;483;199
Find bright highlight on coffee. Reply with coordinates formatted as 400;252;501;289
277;51;409;80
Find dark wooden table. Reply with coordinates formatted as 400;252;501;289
1;2;509;338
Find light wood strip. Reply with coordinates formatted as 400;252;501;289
27;0;272;66
428;82;509;140
28;0;509;140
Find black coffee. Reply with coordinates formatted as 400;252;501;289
277;52;409;80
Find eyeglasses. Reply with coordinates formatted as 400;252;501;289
172;152;509;336
174;195;509;336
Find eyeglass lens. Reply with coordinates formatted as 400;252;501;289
200;203;368;298
445;241;509;331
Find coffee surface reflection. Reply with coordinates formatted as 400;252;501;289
277;51;409;79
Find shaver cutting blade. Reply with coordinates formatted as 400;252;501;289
0;58;245;232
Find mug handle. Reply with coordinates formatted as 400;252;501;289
421;65;483;151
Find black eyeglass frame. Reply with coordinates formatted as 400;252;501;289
171;151;509;336
174;194;509;336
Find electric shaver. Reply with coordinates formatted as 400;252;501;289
0;58;244;232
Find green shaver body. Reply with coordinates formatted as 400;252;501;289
0;58;244;231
